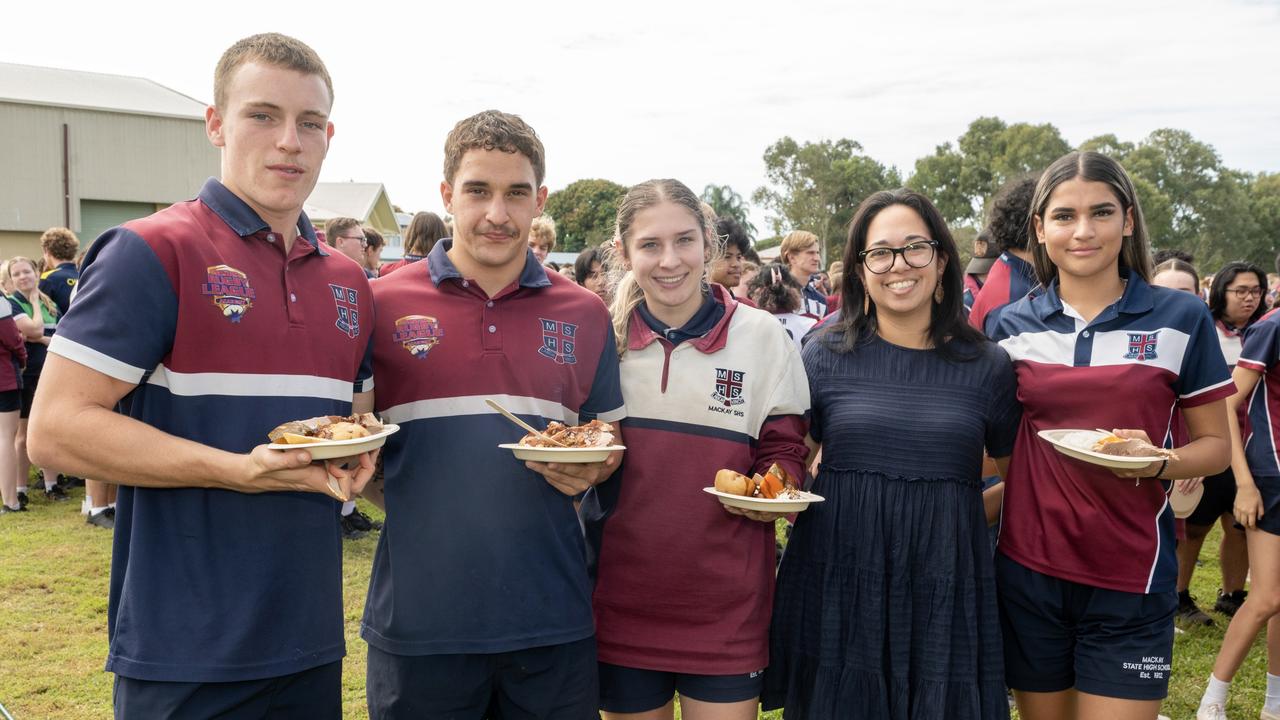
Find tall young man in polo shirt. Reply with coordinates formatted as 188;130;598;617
38;226;80;315
28;33;376;719
360;110;626;719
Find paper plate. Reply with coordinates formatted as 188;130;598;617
499;444;625;463
268;424;399;460
1171;482;1206;519
1037;429;1165;470
702;487;825;513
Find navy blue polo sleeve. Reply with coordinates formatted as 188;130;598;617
985;346;1022;458
1239;316;1280;375
579;323;625;424
1176;302;1233;407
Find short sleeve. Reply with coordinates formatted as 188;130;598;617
984;346;1022;458
355;332;374;394
1176;302;1234;407
46;227;178;384
578;323;625;424
1238;318;1280;374
6;296;24;320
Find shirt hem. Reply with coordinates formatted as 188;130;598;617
360;623;594;656
105;642;345;683
998;547;1170;595
597;646;767;676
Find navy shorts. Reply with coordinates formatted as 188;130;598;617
1186;468;1237;527
19;376;37;419
0;389;19;413
366;637;597;720
997;554;1176;701
112;660;341;719
1252;475;1280;536
598;662;763;713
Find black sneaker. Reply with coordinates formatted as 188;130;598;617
17;490;28;510
1215;589;1248;617
345;509;382;532
340;514;368;540
1;504;26;515
86;510;115;530
45;485;70;502
60;475;85;489
1176;591;1213;626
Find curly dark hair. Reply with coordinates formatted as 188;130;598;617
746;263;803;314
715;217;751;256
986;173;1039;254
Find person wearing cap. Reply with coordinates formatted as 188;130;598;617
964;231;1000;311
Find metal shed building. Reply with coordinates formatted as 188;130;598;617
0;61;218;260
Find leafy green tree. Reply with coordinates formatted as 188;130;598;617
1250;173;1280;269
753;137;901;261
701;184;757;238
543;179;626;253
908;117;1070;227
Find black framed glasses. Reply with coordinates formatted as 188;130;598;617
1227;286;1263;300
338;234;369;248
858;240;938;274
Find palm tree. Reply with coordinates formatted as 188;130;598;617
701;184;757;239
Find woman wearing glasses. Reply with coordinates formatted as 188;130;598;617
989;152;1232;720
764;189;1021;719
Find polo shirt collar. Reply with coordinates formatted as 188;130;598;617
1001;251;1035;279
425;239;552;289
1038;268;1153;322
628;283;739;353
197;178;327;256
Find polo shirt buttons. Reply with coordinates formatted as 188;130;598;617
1082;330;1090;337
462;280;470;288
488;325;497;333
290;293;297;302
486;301;494;307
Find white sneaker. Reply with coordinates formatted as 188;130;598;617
1197;703;1227;720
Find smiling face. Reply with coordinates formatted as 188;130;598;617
206;61;333;232
710;245;744;288
8;260;38;294
1034;177;1133;284
787;243;821;281
442;148;547;286
623;201;708;328
860;204;944;322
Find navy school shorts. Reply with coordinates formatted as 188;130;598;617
112;660;341;720
598;661;763;713
366;637;598;720
996;553;1176;701
0;388;19;413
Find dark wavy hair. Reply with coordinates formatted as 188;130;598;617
715;217;751;256
986;174;1039;253
574;247;606;286
822;188;985;358
404;211;448;256
746;263;803;314
1209;261;1267;326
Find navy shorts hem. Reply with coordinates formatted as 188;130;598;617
598;662;761;713
0;389;19;413
1076;673;1169;701
1006;674;1073;695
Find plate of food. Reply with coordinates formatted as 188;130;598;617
267;413;399;460
703;464;824;513
1037;429;1175;470
499;419;625;463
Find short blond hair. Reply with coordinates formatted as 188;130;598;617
779;230;819;267
214;33;332;110
529;216;557;250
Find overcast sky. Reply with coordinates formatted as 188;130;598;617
6;0;1279;234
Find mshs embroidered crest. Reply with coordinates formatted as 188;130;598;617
393;315;444;359
538;318;578;365
329;284;360;338
201;265;255;323
1124;332;1159;361
711;368;746;407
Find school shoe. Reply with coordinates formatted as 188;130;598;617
1177;591;1214;626
0;504;26;515
340;514;368;540
346;509;382;532
1216;589;1248;617
86;509;114;530
17;491;28;510
59;474;85;489
44;485;70;502
1196;703;1227;720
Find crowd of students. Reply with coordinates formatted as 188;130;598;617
8;30;1280;720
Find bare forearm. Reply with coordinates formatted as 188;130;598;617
1226;407;1255;488
1161;435;1230;480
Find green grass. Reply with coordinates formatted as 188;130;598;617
0;494;1267;719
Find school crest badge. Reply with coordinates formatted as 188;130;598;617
711;368;746;407
1124;332;1159;361
201;265;255;323
538;318;578;365
329;284;360;338
393;315;444;359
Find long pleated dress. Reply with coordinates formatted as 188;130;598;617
763;331;1021;720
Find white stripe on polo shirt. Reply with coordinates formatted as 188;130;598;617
146;365;354;401
49;335;147;384
1144;495;1170;593
1182;376;1236;401
1089;329;1189;375
381;393;588;426
358;377;375;394
998;330;1076;366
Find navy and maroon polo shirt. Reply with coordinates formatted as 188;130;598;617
970;251;1037;337
49;178;373;682
1239;309;1280;478
40;261;80;316
991;272;1232;594
362;241;625;656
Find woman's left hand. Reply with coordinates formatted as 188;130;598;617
1106;428;1165;479
722;504;788;523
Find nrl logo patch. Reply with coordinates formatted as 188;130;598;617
329;284;360;338
538;318;578;365
1124;332;1159;361
393;315;444;359
711;368;746;407
201;264;255;323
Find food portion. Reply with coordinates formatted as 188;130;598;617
268;413;385;444
714;463;803;500
518;419;615;448
1091;433;1180;460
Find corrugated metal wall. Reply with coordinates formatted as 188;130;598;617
0;102;218;240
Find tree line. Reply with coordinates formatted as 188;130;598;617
542;117;1279;271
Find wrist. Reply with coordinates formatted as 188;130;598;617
1151;458;1169;479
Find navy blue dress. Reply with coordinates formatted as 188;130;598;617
764;331;1021;720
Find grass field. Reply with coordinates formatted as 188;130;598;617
0;489;1271;719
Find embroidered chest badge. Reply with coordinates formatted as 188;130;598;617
329;284;361;338
711;368;746;407
201;264;255;323
393;315;444;359
1124;332;1159;361
538;318;578;365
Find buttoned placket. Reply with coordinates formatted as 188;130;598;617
262;231;312;328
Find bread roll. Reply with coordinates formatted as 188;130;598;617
715;469;753;496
